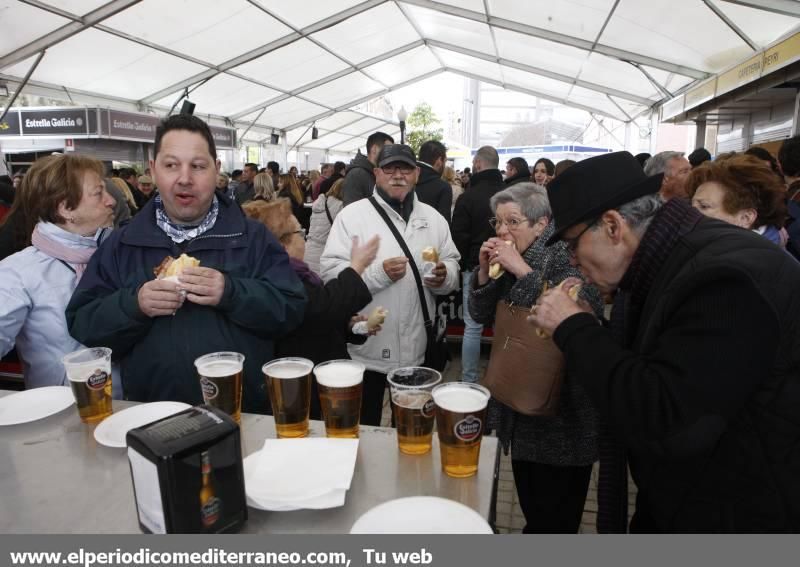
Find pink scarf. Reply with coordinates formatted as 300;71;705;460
31;224;97;283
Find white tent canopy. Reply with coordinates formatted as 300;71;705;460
1;0;799;153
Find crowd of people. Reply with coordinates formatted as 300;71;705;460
2;112;800;533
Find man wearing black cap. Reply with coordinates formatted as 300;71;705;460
529;151;800;533
320;144;460;426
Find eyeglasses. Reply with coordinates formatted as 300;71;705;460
562;221;596;254
380;163;415;175
489;217;529;230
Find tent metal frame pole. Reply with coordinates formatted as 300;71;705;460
0;0;142;69
425;39;654;106
0;50;46;124
702;0;759;50
399;0;708;79
718;0;800;17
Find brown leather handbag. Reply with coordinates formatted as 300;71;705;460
480;301;564;416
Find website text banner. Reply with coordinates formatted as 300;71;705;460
0;535;791;567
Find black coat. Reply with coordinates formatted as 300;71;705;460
275;267;372;419
451;169;504;270
318;172;343;196
414;162;452;223
504;171;531;187
554;217;800;532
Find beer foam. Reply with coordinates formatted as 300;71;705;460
197;359;242;377
433;385;489;413
262;360;313;379
65;361;110;383
315;362;363;388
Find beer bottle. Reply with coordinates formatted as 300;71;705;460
199;451;221;528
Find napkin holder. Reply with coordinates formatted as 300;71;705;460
126;405;247;534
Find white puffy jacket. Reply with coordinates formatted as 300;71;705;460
320;191;460;374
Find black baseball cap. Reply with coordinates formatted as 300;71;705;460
377;144;417;168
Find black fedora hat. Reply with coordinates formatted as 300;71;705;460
545;151;663;245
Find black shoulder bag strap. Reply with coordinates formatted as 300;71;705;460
367;196;435;337
324;194;334;225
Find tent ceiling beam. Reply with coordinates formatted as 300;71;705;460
449;68;623;122
245;0;389;90
629;62;675;100
399;0;708;79
607;94;633;122
229;39;425;121
703;0;759;51
590;113;625;147
18;0;221;70
394;1;448;69
0;50;45;124
138;0;386;105
0;0;142;69
426;39;654;106
288;115;367;147
718;0;800;17
280;67;446;131
589;0;620;51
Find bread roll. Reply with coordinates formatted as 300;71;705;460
535;280;582;338
367;306;388;330
488;241;514;279
154;253;200;279
421;246;439;263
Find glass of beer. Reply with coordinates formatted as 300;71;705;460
262;357;313;438
62;347;113;423
433;382;490;478
387;367;442;455
314;360;365;438
194;352;244;424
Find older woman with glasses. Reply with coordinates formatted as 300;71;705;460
242;198;381;418
469;182;602;533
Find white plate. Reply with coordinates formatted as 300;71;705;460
93;401;191;448
243;451;346;511
350;496;494;534
0;386;75;426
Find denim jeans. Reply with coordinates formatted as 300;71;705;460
461;270;484;383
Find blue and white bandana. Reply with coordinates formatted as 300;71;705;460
154;194;219;243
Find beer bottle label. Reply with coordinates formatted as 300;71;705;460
421;397;436;418
87;370;109;390
454;415;482;442
200;378;219;400
201;496;221;527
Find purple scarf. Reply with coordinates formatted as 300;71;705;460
289;257;323;287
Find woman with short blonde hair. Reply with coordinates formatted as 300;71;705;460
253;172;275;202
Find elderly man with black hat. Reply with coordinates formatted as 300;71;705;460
529;151;800;533
320;144;460;426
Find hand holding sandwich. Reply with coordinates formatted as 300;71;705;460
478;237;531;284
527;277;594;335
178;266;226;306
138;279;185;318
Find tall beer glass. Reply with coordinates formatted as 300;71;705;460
314;360;364;438
387;367;441;455
433;382;490;478
194;352;244;424
262;357;313;438
62;347;113;423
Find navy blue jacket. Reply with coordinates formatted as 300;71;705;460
66;192;306;413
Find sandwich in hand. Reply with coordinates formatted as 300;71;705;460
421;246;439;263
154;253;200;282
534;280;582;338
367;306;388;331
422;246;439;279
488;241;514;279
